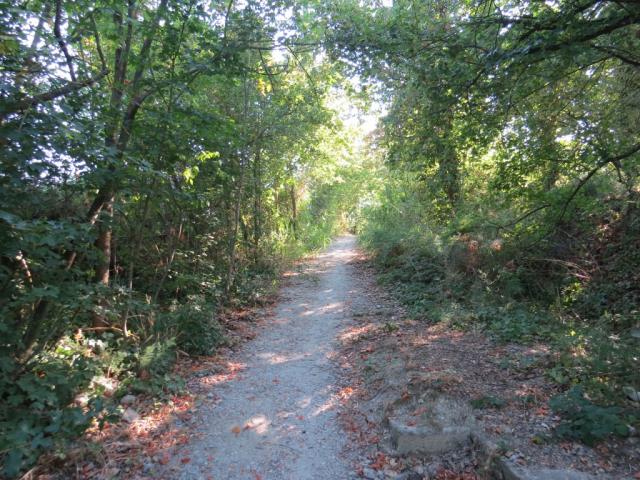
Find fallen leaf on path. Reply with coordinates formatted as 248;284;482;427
534;406;549;416
181;457;191;464
338;386;355;400
371;452;387;471
231;425;242;435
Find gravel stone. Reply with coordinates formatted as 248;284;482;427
122;408;139;423
120;394;136;405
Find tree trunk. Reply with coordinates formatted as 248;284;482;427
92;197;114;327
438;140;460;209
225;153;247;296
225;73;251;296
153;221;183;303
541;119;560;191
290;183;298;239
253;148;262;263
94;199;114;285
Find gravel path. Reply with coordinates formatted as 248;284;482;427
162;236;362;479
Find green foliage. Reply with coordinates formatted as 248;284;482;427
342;0;640;429
550;387;631;446
0;1;361;475
136;340;176;379
0;342;105;477
129;373;186;398
2;0;639;473
383;321;399;333
482;305;555;343
161;298;226;356
357;167;639;443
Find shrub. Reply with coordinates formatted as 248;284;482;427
136;339;177;377
0;343;105;477
160;297;225;356
550;386;631;446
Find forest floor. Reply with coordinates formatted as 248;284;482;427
40;236;639;479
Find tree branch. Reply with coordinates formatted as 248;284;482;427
129;0;169;96
592;44;640;67
89;12;108;72
2;69;109;117
557;142;640;222
54;0;77;82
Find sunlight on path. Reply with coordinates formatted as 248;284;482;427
160;236;360;479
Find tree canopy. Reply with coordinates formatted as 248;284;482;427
1;0;639;476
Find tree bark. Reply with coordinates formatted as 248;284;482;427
253;148;262;263
93;197;114;327
225;153;247;296
290;183;298;239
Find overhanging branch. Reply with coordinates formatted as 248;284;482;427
1;69;109;118
557;142;640;222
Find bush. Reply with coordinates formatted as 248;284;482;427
136;339;177;377
358;175;640;443
550;386;631;446
0;342;105;477
160;297;225;356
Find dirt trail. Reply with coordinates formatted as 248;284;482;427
161;236;363;479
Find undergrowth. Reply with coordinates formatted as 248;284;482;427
359;183;640;445
0;242;320;478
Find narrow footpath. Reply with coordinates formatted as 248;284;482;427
154;235;636;480
160;236;363;479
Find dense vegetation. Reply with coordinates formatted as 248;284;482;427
1;0;639;476
0;1;360;475
335;0;640;447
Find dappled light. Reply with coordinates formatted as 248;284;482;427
339;324;377;343
198;362;247;387
1;0;639;477
257;352;310;365
313;386;357;417
243;414;271;435
150;238;361;478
